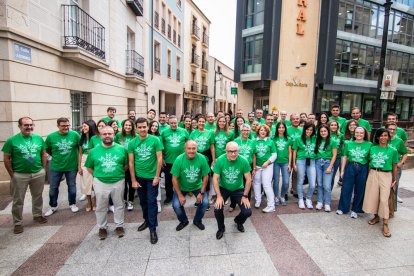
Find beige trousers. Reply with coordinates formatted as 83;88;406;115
363;170;392;219
77;154;93;195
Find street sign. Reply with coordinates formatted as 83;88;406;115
14;43;32;63
381;69;399;92
380;91;395;100
231;87;237;95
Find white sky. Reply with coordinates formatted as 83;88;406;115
192;0;236;69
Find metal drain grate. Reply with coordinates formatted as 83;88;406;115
399;188;414;198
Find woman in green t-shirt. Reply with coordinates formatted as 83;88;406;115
343;119;358;141
337;127;372;218
183;116;192;134
292;122;316;209
115;119;136;211
328;120;343;189
214;116;234;159
315;125;338;212
233;116;245;139
272;122;292;207
77;120;96;211
363;128;398;238
108;120;120;136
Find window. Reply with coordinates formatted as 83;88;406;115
154;42;160;73
341;93;361;115
316;90;340;113
395;97;410;120
70;91;89;131
245;0;264;29
242;34;263;74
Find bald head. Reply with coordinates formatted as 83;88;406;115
185;140;197;159
225;142;239;161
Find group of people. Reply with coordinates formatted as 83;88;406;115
2;104;409;242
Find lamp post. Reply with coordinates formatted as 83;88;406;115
373;0;393;129
213;69;223;114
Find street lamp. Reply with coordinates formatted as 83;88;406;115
373;0;393;130
213;69;223;114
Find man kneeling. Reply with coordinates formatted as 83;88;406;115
213;142;252;240
172;140;210;231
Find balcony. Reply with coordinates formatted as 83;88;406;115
191;24;200;40
161;18;166;34
126;0;143;16
167;64;171;78
201;85;208;94
126;50;144;78
191;53;200;68
62;5;106;67
178;34;181;47
201;59;208;72
154;57;160;73
154;11;159;29
190;81;199;92
176;69;180;81
177;0;182;8
173;30;176;44
202;33;209;47
167;24;171;39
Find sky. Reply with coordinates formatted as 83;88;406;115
192;0;237;69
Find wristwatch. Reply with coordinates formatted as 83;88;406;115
242;194;248;198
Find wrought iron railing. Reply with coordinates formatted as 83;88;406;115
161;18;166;34
154;11;159;29
167;24;171;39
154;57;160;73
201;85;208;94
178;34;181;47
191;53;200;66
126;50;144;78
173;30;176;43
62;5;106;60
126;0;143;16
190;81;199;92
192;24;200;39
203;33;209;45
202;59;208;70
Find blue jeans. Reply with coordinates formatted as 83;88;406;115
49;170;77;207
273;163;289;198
172;189;209;223
136;177;159;231
331;158;341;190
296;159;316;200
316;159;334;205
338;162;368;213
393;167;403;209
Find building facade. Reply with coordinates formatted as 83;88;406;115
208;56;237;114
183;0;210;115
0;0;146;181
235;0;414;123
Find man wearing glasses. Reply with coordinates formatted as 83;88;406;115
44;117;81;216
212;142;252;240
2;117;48;234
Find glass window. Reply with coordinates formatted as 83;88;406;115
70;92;89;131
245;0;264;29
341;93;362;115
395;97;410;120
316;90;340;113
362;94;376;119
243;34;263;74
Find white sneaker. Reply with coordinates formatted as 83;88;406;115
397;196;403;203
305;199;313;209
70;204;79;213
127;201;133;211
254;201;261;209
298;199;305;209
350;211;358;219
324;205;331;212
157;202;161;213
79;194;87;201
108;205;115;213
44;206;58;217
336;210;343;215
316;202;323;210
262;206;275;213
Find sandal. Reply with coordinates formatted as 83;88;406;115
368;216;380;225
383;223;391;238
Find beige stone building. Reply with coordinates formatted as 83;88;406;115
182;0;210;115
0;0;147;182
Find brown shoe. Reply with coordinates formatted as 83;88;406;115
115;227;125;238
14;225;23;234
98;228;107;240
33;216;48;224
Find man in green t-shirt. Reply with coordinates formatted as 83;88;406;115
341;107;372;139
329;104;347;130
101;106;121;128
171;140;210;231
2;117;48;234
212;142;252;240
44;117;81;217
387;113;408;145
158;112;170;134
205;112;216;131
160;115;189;204
85;126;128;240
128;117;163;244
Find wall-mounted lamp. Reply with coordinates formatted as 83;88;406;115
296;62;307;69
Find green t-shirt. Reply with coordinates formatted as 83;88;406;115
2;133;46;173
329;116;347;131
101;117;121;128
178;121;184;128
234;137;256;165
395;127;408;142
254;138;276;166
343;141;372;164
171;152;210;192
80;137;90;155
189;129;214;153
341;118;372;133
45;131;80;171
88;135;102;149
128;135;164;178
161;127;189;164
287;126;303;141
330;133;343;157
389;137;408;159
293;136;316;160
316;139;338;160
214;130;234;158
85;143;128;183
269;125;276;138
204;123;216;132
158;123;170;134
255;118;265;124
278;120;292;127
369;145;399;171
273;136;291;164
249;132;257;139
213;154;250;191
114;133;134;150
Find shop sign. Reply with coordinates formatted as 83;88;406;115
297;0;307;35
231;87;238;95
14;43;32;63
285;78;308;88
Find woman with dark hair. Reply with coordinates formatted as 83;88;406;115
183;116;192;134
214;116;234;159
225;113;232;124
317;112;329;128
191;118;198;132
273;122;292;206
292;122;317;209
77;120;96;211
328;120;343;189
115;119;136;211
88;119;107;149
337;126;371;218
315;124;338;212
343;119;359;141
363;128;398;237
233;116;245;139
108;119;119;136
249;121;259;139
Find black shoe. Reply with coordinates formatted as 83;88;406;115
193;221;205;230
176;221;189;231
98;228;107;240
293;194;298;198
216;229;225;240
285;194;288;201
115;227;125;238
138;221;148;232
163;198;172;204
234;218;245;232
150;231;158;244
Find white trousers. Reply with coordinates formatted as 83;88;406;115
253;164;274;207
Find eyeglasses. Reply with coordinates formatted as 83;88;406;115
59;124;71;128
226;150;238;154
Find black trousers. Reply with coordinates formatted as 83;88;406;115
164;163;174;200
